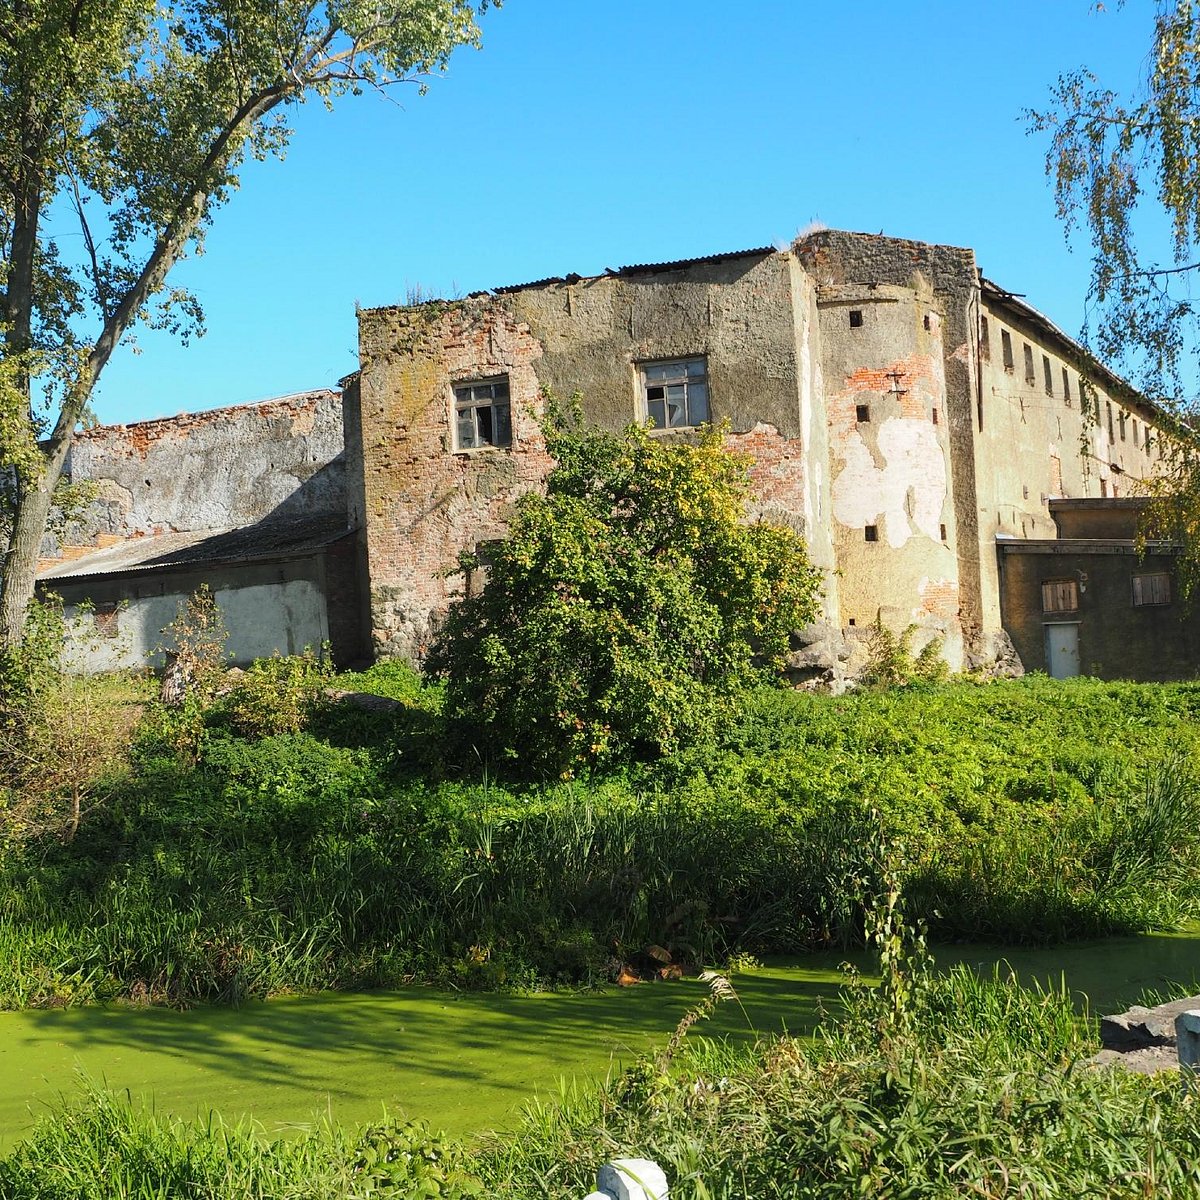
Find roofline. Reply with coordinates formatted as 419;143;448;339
36;524;356;584
362;245;780;312
74;387;342;439
980;278;1172;425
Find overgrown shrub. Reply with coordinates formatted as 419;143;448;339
427;406;822;776
3;675;1200;1006
221;648;331;738
0;598;142;845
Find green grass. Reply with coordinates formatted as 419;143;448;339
5;927;1200;1155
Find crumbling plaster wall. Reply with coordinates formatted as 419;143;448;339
798;231;977;666
976;302;1169;630
45;390;346;567
355;302;553;659
354;253;840;660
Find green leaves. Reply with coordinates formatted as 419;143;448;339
428;412;822;776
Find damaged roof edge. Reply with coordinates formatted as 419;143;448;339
75;386;343;439
363;246;781;311
980;277;1172;424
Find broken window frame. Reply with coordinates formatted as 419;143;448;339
453;377;512;451
640;357;710;430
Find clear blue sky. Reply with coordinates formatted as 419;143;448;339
85;0;1156;426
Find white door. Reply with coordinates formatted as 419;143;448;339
1045;623;1081;679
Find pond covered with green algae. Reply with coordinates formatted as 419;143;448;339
3;927;1198;1151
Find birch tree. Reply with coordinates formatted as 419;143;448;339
0;0;489;647
1031;0;1200;594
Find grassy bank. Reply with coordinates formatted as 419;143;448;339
6;944;1200;1199
2;672;1200;1008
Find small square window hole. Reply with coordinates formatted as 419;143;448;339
849;310;863;328
855;404;870;423
864;525;879;542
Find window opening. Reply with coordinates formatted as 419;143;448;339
1106;402;1115;444
1119;410;1127;441
1023;343;1036;385
641;357;709;429
849;309;863;328
939;523;947;542
864;525;879;542
1062;368;1071;405
1043;355;1053;395
1001;330;1014;372
932;407;939;425
1133;572;1171;606
1042;579;1079;614
454;377;512;450
980;316;990;361
855;403;871;423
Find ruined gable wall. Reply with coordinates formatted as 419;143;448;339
44;390;346;568
355;253;840;661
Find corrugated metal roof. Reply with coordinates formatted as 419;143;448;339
38;515;352;582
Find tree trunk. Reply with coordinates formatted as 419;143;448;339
0;470;55;646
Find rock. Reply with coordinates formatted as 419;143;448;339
1100;996;1200;1050
1088;1045;1181;1075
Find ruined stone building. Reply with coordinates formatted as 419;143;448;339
34;229;1192;680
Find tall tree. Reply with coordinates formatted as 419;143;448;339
1030;1;1200;401
1031;0;1200;591
0;0;489;647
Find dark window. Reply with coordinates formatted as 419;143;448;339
980;316;991;361
1119;410;1127;441
849;309;863;328
1062;367;1071;406
932;407;939;425
1133;572;1171;606
864;525;879;542
1023;343;1036;385
1043;355;1054;395
923;314;931;331
641;357;709;429
856;403;870;423
94;604;120;638
454;377;512;450
1107;402;1115;444
940;523;948;542
1001;330;1014;372
1042;579;1079;614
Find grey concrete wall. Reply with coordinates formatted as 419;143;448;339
51;557;331;672
976;300;1169;634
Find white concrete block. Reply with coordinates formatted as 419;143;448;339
1175;1009;1200;1070
596;1158;669;1200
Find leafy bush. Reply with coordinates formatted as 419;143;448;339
221;649;331;738
427;407;822;776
